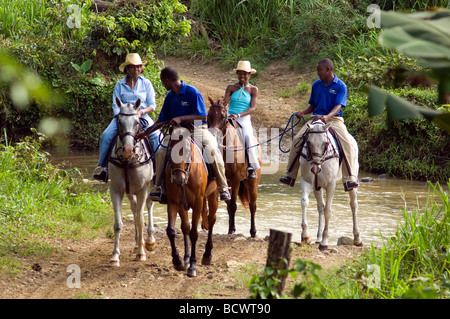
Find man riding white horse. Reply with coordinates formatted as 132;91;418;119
280;58;359;191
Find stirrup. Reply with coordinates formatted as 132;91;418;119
149;185;163;201
93;166;108;182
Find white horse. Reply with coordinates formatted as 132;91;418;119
109;98;157;266
299;119;362;250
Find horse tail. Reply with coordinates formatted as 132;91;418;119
238;180;250;214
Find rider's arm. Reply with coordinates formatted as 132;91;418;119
296;104;315;119
170;114;207;125
320;104;342;123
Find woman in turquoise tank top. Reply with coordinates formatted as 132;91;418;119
223;61;261;178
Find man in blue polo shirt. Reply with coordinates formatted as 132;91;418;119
279;58;359;191
141;67;231;202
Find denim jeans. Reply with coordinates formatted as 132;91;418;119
97;115;162;167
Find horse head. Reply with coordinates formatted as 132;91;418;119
115;97;142;161
168;125;192;186
306;119;332;175
207;94;229;133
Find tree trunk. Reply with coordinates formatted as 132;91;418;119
266;229;292;297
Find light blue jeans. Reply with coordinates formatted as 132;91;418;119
97;115;162;167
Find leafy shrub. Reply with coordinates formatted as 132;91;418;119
0;0;190;147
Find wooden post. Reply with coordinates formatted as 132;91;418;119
266;229;292;296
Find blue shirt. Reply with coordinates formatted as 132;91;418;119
158;81;207;124
112;76;156;116
308;75;347;117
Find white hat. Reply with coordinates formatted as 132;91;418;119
119;53;147;72
233;61;256;74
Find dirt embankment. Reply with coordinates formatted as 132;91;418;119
0;57;365;299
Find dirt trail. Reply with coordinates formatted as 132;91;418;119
0;57;364;300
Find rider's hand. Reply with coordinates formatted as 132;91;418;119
170;117;182;125
137;131;146;140
295;112;304;119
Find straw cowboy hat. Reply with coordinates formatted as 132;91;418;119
233;61;256;74
119;53;147;72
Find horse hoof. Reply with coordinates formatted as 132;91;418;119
187;268;197;278
319;244;328;251
145;241;157;251
354;241;363;247
136;253;147;262
110;260;120;267
301;237;311;245
202;255;212;265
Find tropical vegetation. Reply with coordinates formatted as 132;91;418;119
0;0;449;299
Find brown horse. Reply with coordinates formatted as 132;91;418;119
165;126;218;277
207;96;262;237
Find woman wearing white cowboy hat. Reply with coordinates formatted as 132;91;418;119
93;53;162;182
223;60;260;179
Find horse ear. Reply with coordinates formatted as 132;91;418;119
207;93;215;106
134;98;141;110
116;97;123;108
324;122;332;130
307;123;312;130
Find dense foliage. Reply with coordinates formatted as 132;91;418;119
1;0;449;180
0;0;190;146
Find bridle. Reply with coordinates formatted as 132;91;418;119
300;119;339;190
109;111;151;193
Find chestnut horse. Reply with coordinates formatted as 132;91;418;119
165;126;218;277
207;96;262;237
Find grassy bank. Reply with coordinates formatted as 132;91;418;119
323;180;450;299
249;180;449;299
0;130;111;276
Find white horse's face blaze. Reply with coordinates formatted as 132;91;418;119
117;105;140;160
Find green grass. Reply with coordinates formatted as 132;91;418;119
0;129;111;276
0;0;48;38
321;181;450;299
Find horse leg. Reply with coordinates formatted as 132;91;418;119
180;209;191;271
166;203;184;271
248;182;258;238
110;188;123;267
313;187;325;244
145;196;157;251
349;189;363;246
202;193;218;265
127;194;139;251
300;179;312;245
227;180;239;235
319;183;336;251
187;208;200;277
128;190;147;261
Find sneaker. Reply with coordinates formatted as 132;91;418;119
219;190;231;201
93;166;108;182
247;169;257;179
279;176;295;187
